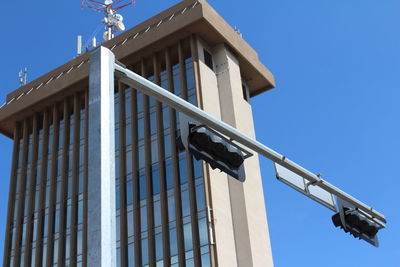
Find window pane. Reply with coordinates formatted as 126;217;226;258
141;206;147;231
127;211;134;237
179;154;187;184
126;180;133;205
150;112;157;135
181;190;190;217
141;238;148;265
152;165;160;195
168;195;175;222
165;160;174;190
169;228;178;256
126;150;132;174
154;201;161;227
199;218;208;246
196;185;205;212
151;140;158;164
138;118;144;140
128;243;135;267
193;158;203;179
139;171;146;200
183;224;193;251
155;233;163;260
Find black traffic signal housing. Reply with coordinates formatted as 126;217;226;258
178;114;248;182
188;124;246;181
332;199;381;247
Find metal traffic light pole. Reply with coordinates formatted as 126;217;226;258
113;54;387;226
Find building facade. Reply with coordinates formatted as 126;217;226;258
0;1;275;266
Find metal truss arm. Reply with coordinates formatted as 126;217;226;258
114;63;387;226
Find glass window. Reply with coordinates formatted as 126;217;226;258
115;127;120;151
199;218;208;246
126;180;133;205
55;209;60;233
183;223;193;251
126;124;132;146
173;66;181;96
141;238;148;265
169;228;178;256
165;160;174;190
138;118;144;140
186;60;195;90
203;49;214;70
152;165;160;195
196;185;206;212
127;211;134;237
179;154;187;184
164;135;171;158
115;156;120;179
140;206;147;231
78;201;83;224
186;258;195;267
151;140;158;164
201;253;211;267
116;186;120;210
125;89;132;118
155;233;163;260
168;195;175;222
139;171;146;200
116;247;121;267
116;216;121;241
192;157;203;178
150;112;157;135
126;151;132;175
128;243;135;267
137;92;143;114
138;146;145;169
181;190;190;217
53;239;59;264
65;235;70;259
163;106;170;129
66;205;71;229
154;201;161;227
77;230;83;255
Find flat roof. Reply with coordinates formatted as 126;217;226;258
0;0;275;138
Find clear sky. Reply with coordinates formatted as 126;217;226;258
1;0;399;266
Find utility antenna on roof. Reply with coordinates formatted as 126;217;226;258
82;0;135;41
19;68;28;87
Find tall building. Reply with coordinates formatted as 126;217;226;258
0;0;275;266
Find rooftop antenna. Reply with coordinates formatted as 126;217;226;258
19;68;28;87
82;0;135;41
77;35;83;55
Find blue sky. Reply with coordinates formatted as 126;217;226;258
1;0;399;266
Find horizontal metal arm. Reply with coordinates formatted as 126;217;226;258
114;63;387;225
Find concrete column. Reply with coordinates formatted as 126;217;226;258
213;43;274;267
196;38;239;267
87;46;117;267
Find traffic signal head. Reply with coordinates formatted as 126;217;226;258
186;123;246;182
332;199;381;247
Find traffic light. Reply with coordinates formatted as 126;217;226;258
178;115;247;182
332;199;381;247
188;123;246;182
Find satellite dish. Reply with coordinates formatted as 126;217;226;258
104;0;113;5
116;21;125;31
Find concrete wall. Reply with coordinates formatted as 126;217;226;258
197;38;274;267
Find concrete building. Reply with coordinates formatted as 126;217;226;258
0;0;275;266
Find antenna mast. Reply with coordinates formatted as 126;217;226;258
82;0;135;41
19;68;28;87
